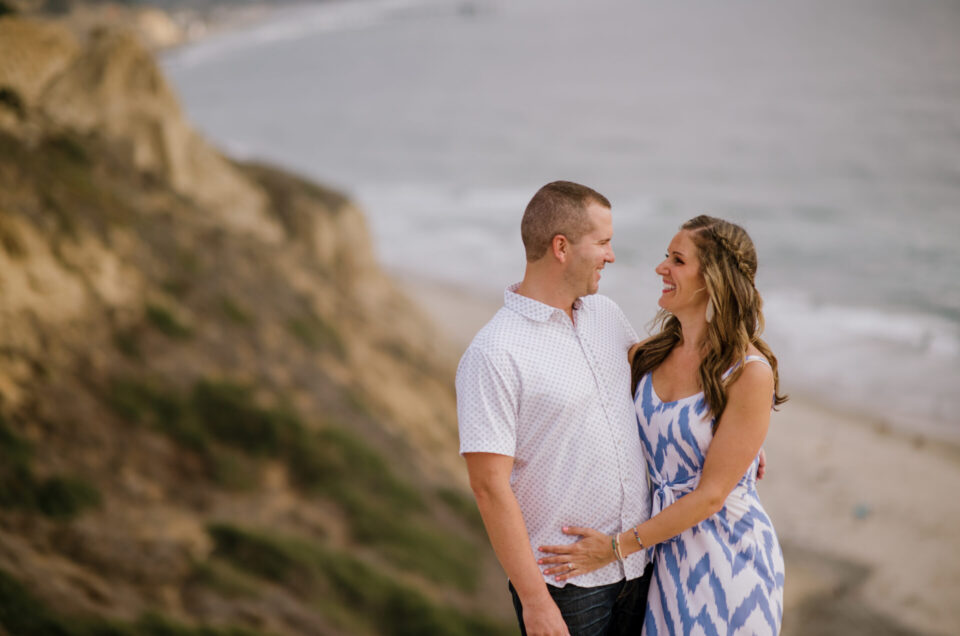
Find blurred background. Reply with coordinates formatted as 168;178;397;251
0;0;958;634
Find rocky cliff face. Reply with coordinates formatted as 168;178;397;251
0;17;505;636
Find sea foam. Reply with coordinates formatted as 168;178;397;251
165;0;454;70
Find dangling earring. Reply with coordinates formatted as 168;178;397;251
705;298;715;323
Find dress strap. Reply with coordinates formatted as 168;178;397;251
743;354;772;369
721;355;772;380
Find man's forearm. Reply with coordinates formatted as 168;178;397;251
464;452;568;634
473;483;552;605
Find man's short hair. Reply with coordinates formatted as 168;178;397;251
521;181;611;262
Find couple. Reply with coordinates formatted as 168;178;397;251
456;181;787;636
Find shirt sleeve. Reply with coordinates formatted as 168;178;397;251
610;299;640;348
455;346;518;457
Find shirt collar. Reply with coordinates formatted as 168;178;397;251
504;282;584;323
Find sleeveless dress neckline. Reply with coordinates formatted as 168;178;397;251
645;354;771;406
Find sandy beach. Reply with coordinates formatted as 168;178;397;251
399;274;960;636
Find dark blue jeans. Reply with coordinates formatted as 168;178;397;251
509;565;652;636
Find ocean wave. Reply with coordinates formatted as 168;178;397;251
764;292;960;359
756;292;960;437
164;0;458;70
356;182;533;223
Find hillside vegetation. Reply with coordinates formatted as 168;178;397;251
0;16;508;635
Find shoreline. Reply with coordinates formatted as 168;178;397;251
398;271;960;636
31;1;287;52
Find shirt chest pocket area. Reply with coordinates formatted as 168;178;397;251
514;354;604;449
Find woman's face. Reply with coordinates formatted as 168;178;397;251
655;230;708;316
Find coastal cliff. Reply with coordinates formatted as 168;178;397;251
0;16;508;635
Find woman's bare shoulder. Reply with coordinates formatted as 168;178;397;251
730;352;775;397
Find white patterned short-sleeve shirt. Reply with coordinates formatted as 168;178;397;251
456;284;652;587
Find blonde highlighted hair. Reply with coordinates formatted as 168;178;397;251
631;215;787;421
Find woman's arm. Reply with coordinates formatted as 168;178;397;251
538;361;774;581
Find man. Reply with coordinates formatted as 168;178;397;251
456;181;652;636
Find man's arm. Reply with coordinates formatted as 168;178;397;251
465;452;569;636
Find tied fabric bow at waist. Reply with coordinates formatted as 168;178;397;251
649;472;754;546
649;472;699;548
651;473;699;519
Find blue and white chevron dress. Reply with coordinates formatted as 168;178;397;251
635;356;785;635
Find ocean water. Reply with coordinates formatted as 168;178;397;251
163;0;960;440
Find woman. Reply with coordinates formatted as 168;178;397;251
539;215;787;634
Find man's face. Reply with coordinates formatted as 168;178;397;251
564;202;615;297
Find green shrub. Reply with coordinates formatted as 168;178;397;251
343;386;372;416
0;86;23;117
189;561;259;599
107;379;155;423
0;415;32;465
0;568;69;635
208;448;258;491
219;296;252;325
32;132;130;232
108;378;306;459
0;470;101;520
107;379;208;452
134;612;260;636
286;313;344;358
282;426;485;587
43;133;89;167
283;425;481;588
314;540;506;635
145;303;193;339
190;381;301;456
291;426;421;509
0;568;261;636
347;501;479;591
0;462;36;509
161;277;191;297
206;524;508;636
112;329;142;360
33;476;101;519
207;524;314;590
0;419;100;520
379;340;433;376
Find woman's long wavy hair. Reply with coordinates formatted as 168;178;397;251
631;215;788;422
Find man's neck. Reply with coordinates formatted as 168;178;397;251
515;269;579;322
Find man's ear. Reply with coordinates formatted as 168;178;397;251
551;234;569;263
